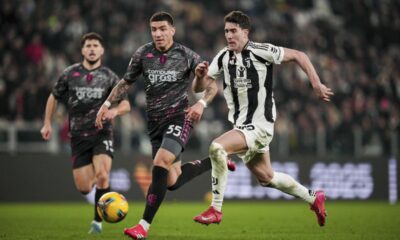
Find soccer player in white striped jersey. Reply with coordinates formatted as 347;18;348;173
193;11;333;227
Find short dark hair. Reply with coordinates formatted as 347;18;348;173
81;32;104;48
224;11;251;30
150;12;174;25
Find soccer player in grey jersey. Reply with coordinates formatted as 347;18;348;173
40;32;131;234
95;12;234;239
194;11;333;227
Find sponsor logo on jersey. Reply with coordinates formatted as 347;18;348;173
235;124;255;130
146;53;154;58
74;87;105;100
234;78;252;88
234;66;252;88
237;66;246;78
233;66;252;88
147;69;178;84
72;72;81;77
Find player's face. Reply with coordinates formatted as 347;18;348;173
224;22;249;53
150;21;175;51
81;39;104;65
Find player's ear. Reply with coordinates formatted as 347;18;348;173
100;46;105;56
171;26;176;37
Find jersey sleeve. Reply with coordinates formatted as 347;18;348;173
123;45;145;83
185;47;202;73
208;48;228;81
52;70;69;100
252;43;284;64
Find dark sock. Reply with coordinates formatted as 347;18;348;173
94;187;110;222
168;157;211;191
143;166;169;224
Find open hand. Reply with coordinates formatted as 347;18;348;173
313;83;334;102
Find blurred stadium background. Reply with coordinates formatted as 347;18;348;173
0;0;399;239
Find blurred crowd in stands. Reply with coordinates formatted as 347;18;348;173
1;0;399;156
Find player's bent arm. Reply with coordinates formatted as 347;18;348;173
282;48;321;88
192;75;207;93
43;94;58;126
192;74;213;93
104;79;132;106
187;78;218;122
282;48;333;101
201;78;218;106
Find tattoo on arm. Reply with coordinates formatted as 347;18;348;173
203;80;218;104
107;79;131;104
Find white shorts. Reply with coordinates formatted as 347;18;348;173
234;121;274;163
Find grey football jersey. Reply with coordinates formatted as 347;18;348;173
52;63;122;137
123;42;202;121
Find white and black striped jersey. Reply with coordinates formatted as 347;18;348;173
208;41;284;126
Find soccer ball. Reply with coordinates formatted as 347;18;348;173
97;192;129;223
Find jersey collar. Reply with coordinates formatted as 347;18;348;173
242;40;250;51
80;62;102;72
153;41;176;54
230;40;250;55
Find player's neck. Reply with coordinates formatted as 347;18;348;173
156;41;174;53
234;39;249;54
82;60;101;71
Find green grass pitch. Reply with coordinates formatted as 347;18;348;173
0;201;399;239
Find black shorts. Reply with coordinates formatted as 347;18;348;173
70;131;114;169
148;113;194;159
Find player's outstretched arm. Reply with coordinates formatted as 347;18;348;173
282;48;334;102
96;79;132;129
186;79;218;122
40;94;58;140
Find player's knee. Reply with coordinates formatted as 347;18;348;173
166;167;181;191
76;184;92;195
74;177;93;194
79;190;90;195
167;185;178;191
172;166;182;177
209;142;227;162
96;170;109;186
154;155;174;169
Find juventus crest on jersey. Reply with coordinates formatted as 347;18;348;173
208;41;284;127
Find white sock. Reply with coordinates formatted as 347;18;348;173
139;219;150;231
84;185;96;205
91;220;102;227
266;172;316;204
209;142;228;212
